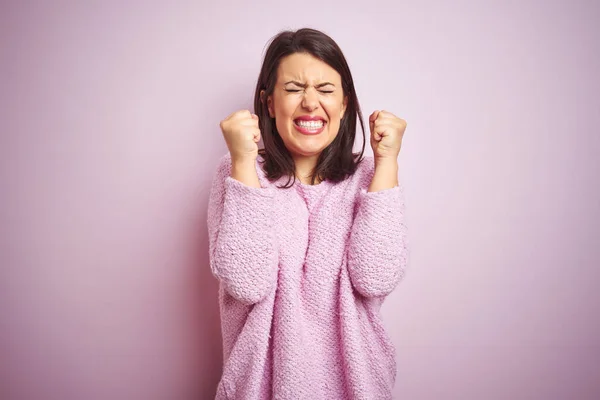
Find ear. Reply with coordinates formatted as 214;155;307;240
268;96;275;118
340;96;348;119
261;90;275;118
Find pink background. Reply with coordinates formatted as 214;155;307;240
1;1;599;399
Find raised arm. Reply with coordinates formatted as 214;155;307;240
348;110;409;297
208;109;279;305
347;159;408;298
207;154;279;305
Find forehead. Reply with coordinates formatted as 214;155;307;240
276;52;341;84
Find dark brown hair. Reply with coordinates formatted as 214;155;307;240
254;28;366;187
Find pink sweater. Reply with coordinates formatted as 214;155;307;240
207;153;408;400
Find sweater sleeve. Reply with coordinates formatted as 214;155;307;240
207;154;279;305
347;163;409;298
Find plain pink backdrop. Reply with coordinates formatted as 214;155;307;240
1;1;599;399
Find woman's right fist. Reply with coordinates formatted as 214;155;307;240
219;110;261;162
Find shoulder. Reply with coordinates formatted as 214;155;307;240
326;155;375;195
351;155;376;189
216;152;232;170
355;155;375;175
215;152;263;175
211;152;232;183
212;152;271;187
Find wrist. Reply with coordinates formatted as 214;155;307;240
374;156;398;171
230;155;261;188
368;156;399;192
231;154;257;168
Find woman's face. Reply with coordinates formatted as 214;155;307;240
267;52;347;161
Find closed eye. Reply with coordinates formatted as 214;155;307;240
284;89;334;94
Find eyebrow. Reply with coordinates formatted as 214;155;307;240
284;80;336;88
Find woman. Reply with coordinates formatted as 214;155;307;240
208;28;408;400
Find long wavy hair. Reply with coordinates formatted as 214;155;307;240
254;28;366;187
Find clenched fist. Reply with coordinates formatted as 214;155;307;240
219;110;262;162
369;110;406;161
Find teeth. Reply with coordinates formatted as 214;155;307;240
296;120;324;129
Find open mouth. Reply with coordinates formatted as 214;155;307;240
293;119;327;135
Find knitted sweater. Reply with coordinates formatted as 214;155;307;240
207;152;408;400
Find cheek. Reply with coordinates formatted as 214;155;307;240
275;97;298;118
324;98;345;118
324;105;344;125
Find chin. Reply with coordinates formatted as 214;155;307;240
296;149;324;158
291;141;329;157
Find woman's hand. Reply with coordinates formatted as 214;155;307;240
369;110;406;163
220;110;261;163
367;110;407;192
219;110;262;188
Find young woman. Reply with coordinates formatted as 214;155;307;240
208;28;408;400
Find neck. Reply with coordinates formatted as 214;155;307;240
293;154;320;185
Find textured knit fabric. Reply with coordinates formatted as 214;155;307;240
207;152;408;400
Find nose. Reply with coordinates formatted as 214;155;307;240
301;88;319;111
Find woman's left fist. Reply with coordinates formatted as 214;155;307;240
369;110;407;160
